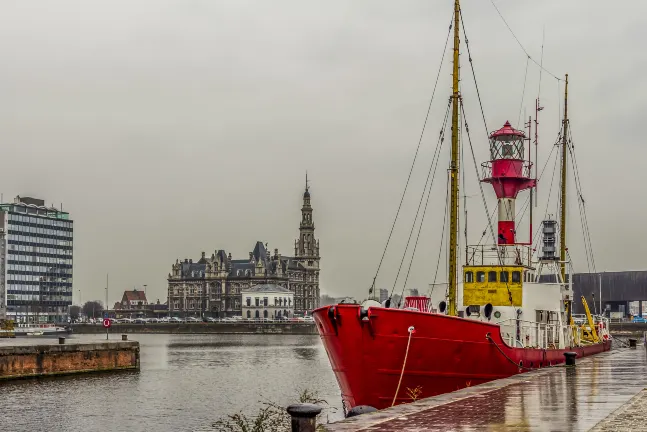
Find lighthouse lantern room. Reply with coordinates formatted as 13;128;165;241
480;121;536;246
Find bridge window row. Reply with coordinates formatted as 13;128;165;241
464;270;521;284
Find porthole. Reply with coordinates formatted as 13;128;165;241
494;311;501;319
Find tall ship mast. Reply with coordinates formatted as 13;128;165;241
312;0;610;412
447;0;461;317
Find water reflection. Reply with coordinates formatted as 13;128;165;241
0;334;342;431
293;347;318;361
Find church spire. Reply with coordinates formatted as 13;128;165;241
295;172;317;258
304;171;310;202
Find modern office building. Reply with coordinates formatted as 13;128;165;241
0;196;73;323
379;289;389;303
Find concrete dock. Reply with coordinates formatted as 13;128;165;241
324;347;647;431
0;339;140;380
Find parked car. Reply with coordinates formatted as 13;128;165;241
632;316;646;323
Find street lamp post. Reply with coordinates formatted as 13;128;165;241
599;272;603;316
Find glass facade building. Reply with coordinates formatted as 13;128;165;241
0;196;73;323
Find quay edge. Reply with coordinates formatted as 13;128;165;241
70;322;317;335
0;341;140;380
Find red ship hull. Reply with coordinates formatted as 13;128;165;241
313;304;611;410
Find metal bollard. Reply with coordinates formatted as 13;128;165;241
629;338;637;348
58;337;65;344
122;334;128;341
564;351;577;366
286;403;322;432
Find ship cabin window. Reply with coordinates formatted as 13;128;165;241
476;271;485;283
464;271;474;283
512;271;521;283
488;271;497;282
500;271;509;282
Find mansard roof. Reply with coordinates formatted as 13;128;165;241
252;241;269;263
215;249;228;262
229;261;255;277
180;261;206;278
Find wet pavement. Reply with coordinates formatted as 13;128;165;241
324;348;647;431
589;390;647;432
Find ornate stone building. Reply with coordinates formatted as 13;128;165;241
167;182;320;317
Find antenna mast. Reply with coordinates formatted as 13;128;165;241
447;0;461;317
559;74;568;283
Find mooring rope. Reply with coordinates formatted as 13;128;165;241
392;326;415;407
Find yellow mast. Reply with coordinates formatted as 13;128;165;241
448;0;461;316
559;74;568;283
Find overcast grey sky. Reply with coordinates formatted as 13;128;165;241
0;0;644;305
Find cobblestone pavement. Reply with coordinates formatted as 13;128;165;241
589;389;647;432
324;348;647;431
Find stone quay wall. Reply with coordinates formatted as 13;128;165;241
0;341;140;380
71;322;318;335
609;322;647;335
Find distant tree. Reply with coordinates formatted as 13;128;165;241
82;301;104;319
319;294;337;306
69;305;81;322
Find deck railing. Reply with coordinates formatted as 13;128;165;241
496;315;610;349
496;318;564;349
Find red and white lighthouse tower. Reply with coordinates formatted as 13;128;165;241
481;121;536;245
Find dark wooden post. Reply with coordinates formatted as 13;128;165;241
286;403;322;432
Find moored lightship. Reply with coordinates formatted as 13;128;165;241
313;0;611;411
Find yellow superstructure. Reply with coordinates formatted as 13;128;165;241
462;265;524;307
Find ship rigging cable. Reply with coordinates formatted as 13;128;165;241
567;127;596;272
369;14;454;298
513;137;560;243
429;172;450;304
531;143;561;252
397;113;451;300
514;144;557;226
460;11;517;308
487;0;561;82
390;99;452;298
517;56;530;129
459;11;489;134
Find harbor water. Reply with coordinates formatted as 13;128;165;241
0;333;343;431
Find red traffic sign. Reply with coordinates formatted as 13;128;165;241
102;318;112;328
